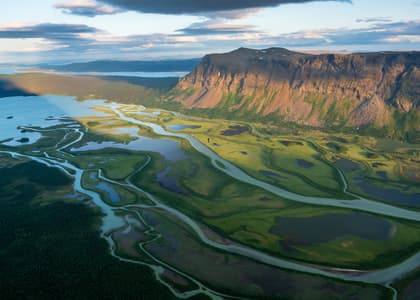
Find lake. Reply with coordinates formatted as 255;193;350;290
0;95;109;145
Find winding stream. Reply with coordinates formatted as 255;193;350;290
113;106;420;223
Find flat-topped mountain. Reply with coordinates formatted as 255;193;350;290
173;47;419;135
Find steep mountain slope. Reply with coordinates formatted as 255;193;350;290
173;48;419;134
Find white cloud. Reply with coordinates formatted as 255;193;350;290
0;38;68;52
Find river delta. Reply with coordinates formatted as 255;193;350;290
1;95;419;299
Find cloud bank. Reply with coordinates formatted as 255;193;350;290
0;23;100;41
0;19;418;63
60;0;350;17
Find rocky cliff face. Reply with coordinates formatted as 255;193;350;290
174;48;420;130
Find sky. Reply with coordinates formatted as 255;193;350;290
0;0;419;64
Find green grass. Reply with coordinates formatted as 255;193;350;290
72;151;149;181
159;115;347;198
6;102;420;275
204;205;420;269
122;131;420;269
142;208;389;300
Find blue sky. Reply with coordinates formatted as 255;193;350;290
0;0;419;63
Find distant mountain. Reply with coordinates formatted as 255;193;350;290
0;73;172;104
40;59;201;73
172;47;419;138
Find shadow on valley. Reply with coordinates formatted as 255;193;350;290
0;73;178;105
0;158;177;300
0;79;37;97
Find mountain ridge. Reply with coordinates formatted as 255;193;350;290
171;47;419;136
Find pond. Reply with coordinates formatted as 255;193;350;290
221;125;249;136
112;127;140;137
354;177;420;208
326;142;341;152
168;124;201;131
156;166;185;194
96;182;121;203
296;159;314;168
270;213;393;246
259;170;286;179
279;140;303;147
333;158;360;172
71;137;188;162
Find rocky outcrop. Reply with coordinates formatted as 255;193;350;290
173;47;420;129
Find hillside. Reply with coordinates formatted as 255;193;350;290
41;59;200;72
172;48;420;138
0;73;177;104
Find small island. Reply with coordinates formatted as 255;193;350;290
16;137;30;143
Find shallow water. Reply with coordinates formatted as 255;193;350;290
296;159;314;168
220;125;249;136
156;166;184;194
259;170;286;179
71;137;187;162
2;132;43;146
96;182;122;203
0;95;109;143
334;158;360;171
112;127;140;137
355;177;420;208
270;213;393;245
168;124;201;131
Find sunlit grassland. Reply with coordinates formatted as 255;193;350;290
72;106;419;269
7;104;419;270
124;135;420;268
72;151;148;181
156;113;420;206
203;204;420;268
157;114;345;198
132;146;289;217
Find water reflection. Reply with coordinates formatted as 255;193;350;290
72;137;187;162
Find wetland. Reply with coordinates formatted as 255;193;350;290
1;94;419;300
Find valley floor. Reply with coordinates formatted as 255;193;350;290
1;95;419;299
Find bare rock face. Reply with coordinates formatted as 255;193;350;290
174;47;420;129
